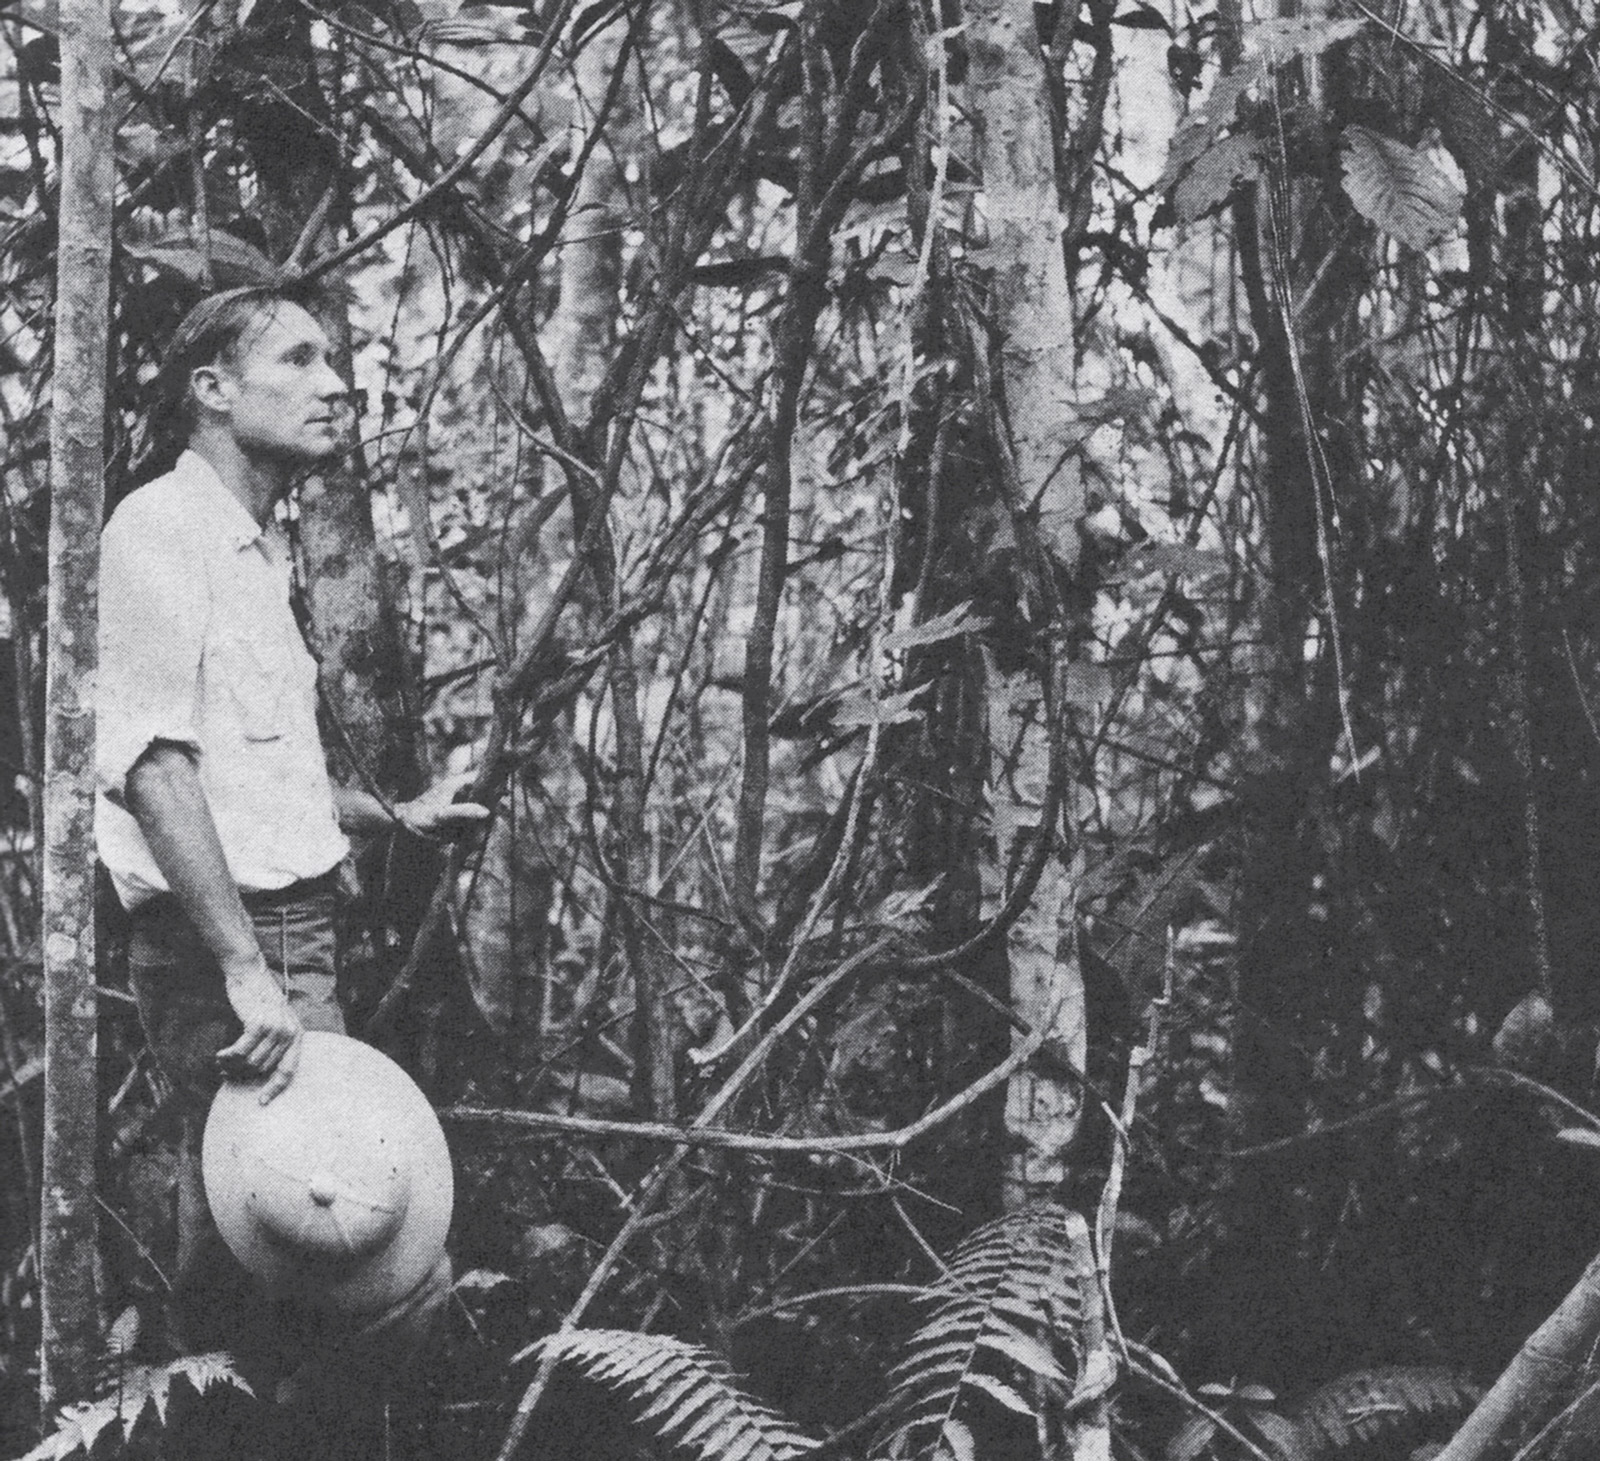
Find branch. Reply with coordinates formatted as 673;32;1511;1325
1125;1344;1288;1461
492;937;894;1461
729;0;906;928
450;1015;1044;1154
361;494;620;1036
298;0;575;282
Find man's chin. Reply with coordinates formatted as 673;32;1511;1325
274;438;346;470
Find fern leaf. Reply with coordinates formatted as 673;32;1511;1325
656;1385;721;1443
1291;1366;1480;1458
873;1203;1097;1457
721;1433;774;1461
635;1367;710;1425
18;1401;120;1461
976;1323;1071;1386
680;1399;742;1452
17;1353;251;1461
1340;127;1465;250
536;1329;817;1461
963;1372;1035;1417
939;1417;976;1461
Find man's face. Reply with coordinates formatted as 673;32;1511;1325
208;302;349;465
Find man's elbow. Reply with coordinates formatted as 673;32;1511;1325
125;740;201;819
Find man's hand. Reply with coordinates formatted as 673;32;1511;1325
395;770;491;841
218;958;303;1105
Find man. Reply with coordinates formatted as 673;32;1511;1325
95;285;485;1439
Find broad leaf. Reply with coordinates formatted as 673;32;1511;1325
1156;58;1267;199
1113;3;1171;29
1062;662;1116;708
1340;127;1465;250
833;684;930;727
1492;989;1558;1072
1164;1412;1220;1461
1159;15;1364;209
1174;133;1264;223
1246;14;1366;61
882;601;990;653
1248;1410;1314;1461
1121;542;1229;580
124;229;280;286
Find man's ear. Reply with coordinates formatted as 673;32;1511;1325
189;363;234;417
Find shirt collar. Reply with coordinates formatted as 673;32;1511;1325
173;450;276;553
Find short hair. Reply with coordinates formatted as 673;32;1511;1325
121;283;326;493
150;283;319;446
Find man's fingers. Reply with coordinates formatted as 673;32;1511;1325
216;1027;270;1068
258;1031;301;1105
401;794;490;837
217;1022;296;1076
437;768;481;799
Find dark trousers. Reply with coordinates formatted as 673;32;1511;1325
130;879;450;1455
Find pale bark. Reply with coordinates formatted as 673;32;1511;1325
1434;1246;1600;1461
964;0;1087;1211
550;18;628;426
965;0;1083;577
984;657;1084;1206
41;0;113;1405
544;16;675;1117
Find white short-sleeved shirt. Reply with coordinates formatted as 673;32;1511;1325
95;451;348;909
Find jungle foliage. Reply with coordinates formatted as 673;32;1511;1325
6;0;1600;1456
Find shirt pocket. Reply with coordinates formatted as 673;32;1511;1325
215;627;291;742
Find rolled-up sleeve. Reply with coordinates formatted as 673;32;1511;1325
97;498;206;806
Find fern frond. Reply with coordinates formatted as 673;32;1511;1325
16;1352;253;1461
535;1329;818;1461
1291;1366;1479;1459
873;1203;1097;1458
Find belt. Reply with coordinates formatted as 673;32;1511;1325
133;868;340;925
240;868;340;913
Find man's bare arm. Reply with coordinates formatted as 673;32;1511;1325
126;743;301;1103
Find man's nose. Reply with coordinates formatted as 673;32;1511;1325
314;360;348;400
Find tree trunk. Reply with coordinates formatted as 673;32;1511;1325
963;0;1087;1211
40;0;112;1406
1211;0;1372;1373
550;14;674;1117
218;0;430;1041
544;15;674;1118
550;16;627;428
1434;1245;1600;1461
223;0;422;803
